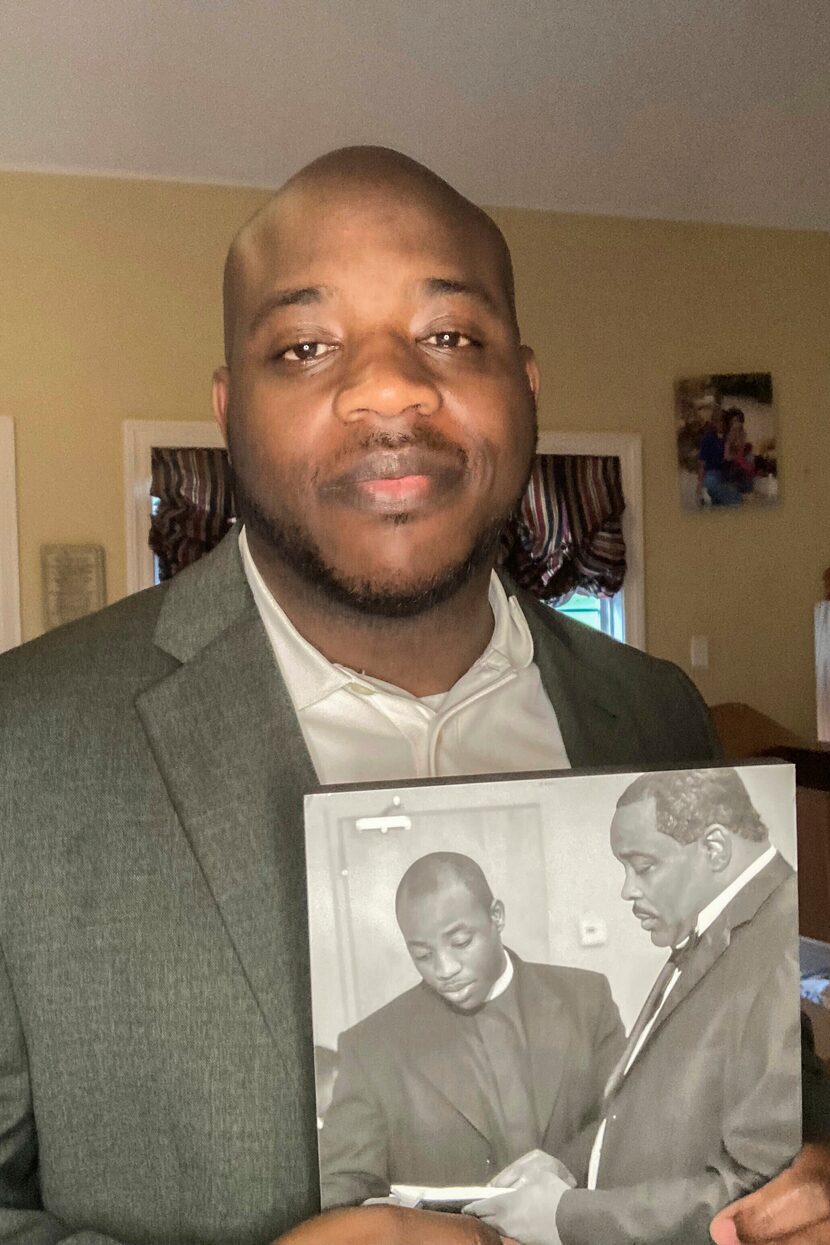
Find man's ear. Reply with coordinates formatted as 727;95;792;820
702;825;732;872
491;899;506;932
212;367;231;450
519;345;540;403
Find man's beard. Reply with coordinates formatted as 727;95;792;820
234;471;513;619
230;439;535;619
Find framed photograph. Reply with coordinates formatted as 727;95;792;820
41;543;106;631
675;372;778;512
306;762;800;1241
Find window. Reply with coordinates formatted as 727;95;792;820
123;420;224;594
536;432;645;650
123;423;645;652
556;589;626;643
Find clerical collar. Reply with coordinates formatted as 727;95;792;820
485;952;514;1003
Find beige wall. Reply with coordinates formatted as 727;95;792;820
2;172;828;737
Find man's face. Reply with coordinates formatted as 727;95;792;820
610;798;717;948
397;880;506;1012
213;185;538;615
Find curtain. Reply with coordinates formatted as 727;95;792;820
501;453;626;602
149;447;236;581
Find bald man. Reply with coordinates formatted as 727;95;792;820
0;146;827;1245
320;853;623;1208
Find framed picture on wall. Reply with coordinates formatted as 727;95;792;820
675;372;779;512
305;762;800;1239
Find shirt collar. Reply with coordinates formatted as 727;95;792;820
239;525;534;712
695;844;778;937
485;950;514;1002
239;526;352;711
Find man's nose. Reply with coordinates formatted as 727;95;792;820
434;951;462;981
621;870;641;902
333;336;441;424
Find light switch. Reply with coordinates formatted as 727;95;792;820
690;635;709;669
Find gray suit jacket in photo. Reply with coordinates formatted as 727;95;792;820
558;854;802;1245
0;531;822;1245
320;953;625;1207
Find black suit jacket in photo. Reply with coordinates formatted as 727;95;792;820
320;953;625;1206
558;855;802;1245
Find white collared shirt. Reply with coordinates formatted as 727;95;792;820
485;952;515;1003
239;527;570;784
587;844;781;1188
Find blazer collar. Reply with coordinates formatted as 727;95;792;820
513;583;634;768
137;531;318;1067
410;952;568;1142
635;854;795;1057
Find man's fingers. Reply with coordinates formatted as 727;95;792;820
709;1214;742;1245
489;1149;540;1187
756;1223;830;1245
710;1145;830;1243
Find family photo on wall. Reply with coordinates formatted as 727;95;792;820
305;763;801;1245
675;372;779;512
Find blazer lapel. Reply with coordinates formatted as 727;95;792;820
412;988;495;1142
517;590;636;768
627;855;794;1066
135;534;318;1067
513;957;567;1136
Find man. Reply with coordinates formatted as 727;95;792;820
470;768;801;1243
321;852;623;1207
0;147;826;1245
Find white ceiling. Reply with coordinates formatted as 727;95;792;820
2;0;829;230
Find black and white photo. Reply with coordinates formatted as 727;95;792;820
305;763;801;1245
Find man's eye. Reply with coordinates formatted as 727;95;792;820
450;936;473;949
279;341;333;363
424;331;476;349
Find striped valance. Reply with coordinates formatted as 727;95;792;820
501;453;626;602
146;447;626;603
149;447;236;582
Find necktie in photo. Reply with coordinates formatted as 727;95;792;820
602;932;700;1102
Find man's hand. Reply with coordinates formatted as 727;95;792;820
487;1149;577;1191
274;1205;505;1245
466;1165;572;1245
709;1143;830;1244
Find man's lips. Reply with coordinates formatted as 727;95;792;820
633;906;660;928
439;980;476;998
321;447;466;513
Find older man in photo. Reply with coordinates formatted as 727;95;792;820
469;768;801;1244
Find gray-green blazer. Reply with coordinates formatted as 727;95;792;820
0;531;767;1245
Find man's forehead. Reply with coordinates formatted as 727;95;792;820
238;188;502;297
399;879;482;927
611;799;669;851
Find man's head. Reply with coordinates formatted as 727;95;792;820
610;768;769;948
213;145;539;619
395;852;507;1012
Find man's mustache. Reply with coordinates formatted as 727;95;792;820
321;429;469;493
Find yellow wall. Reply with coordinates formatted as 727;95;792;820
2;172;828;737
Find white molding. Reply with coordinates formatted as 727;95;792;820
536;431;646;651
0;417;22;653
123;419;225;595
